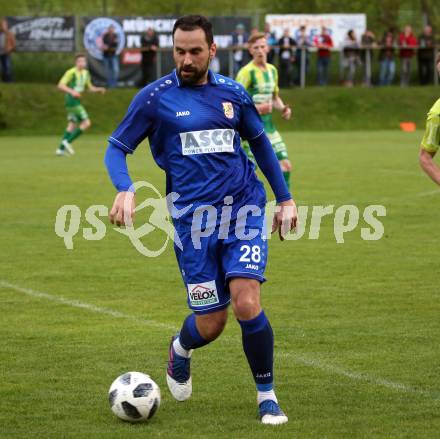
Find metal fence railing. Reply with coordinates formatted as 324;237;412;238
152;45;439;88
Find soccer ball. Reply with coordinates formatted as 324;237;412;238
108;371;161;422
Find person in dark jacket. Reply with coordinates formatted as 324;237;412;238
418;25;435;85
101;25;119;88
277;29;296;88
140;27;159;87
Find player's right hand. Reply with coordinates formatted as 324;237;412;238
109;191;136;227
71;90;81;98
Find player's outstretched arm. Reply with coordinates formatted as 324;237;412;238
104;143;136;226
419;148;440;185
89;84;106;94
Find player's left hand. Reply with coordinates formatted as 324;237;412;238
281;105;292;120
272;199;298;241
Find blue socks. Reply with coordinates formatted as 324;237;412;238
176;310;276;402
238;310;274;392
178;313;209;351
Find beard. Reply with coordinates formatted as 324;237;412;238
177;59;210;86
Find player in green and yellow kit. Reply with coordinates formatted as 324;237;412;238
236;32;292;189
56;53;105;156
419;55;440;185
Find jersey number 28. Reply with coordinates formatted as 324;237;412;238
239;245;261;263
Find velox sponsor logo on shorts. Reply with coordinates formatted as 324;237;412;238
180;129;235;156
187;281;219;307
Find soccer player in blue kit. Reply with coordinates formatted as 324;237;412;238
104;15;297;425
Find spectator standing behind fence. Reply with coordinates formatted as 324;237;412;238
231;23;249;76
399;25;418;87
418;25;435;85
295;25;311;86
314;26;333;86
379;30;396;86
101;25;119;88
361;29;376;86
140;28;159;87
278;29;296;88
0;18;15;82
264;23;277;64
342;30;360;87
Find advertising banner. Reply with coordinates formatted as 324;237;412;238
81;16;252;87
7;16;75;52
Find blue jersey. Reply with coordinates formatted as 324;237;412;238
109;70;266;221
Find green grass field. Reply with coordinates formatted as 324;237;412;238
1;131;440;438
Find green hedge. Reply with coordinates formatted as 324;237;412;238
0;83;438;135
11;53;74;84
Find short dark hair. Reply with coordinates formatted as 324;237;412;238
172;15;214;46
75;53;86;60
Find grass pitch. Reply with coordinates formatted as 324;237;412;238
0;131;439;438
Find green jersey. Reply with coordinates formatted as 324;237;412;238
59;67;92;107
236;61;289;167
421;98;440;153
236;61;279;128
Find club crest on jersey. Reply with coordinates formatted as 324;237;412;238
222;102;234;119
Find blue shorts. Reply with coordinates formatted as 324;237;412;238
174;207;268;315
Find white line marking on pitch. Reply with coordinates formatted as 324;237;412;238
416;189;440;197
0;279;176;331
279;353;439;401
1;279;438;402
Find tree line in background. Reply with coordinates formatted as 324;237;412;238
0;0;439;35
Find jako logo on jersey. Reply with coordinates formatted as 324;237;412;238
180;129;235;156
187;281;219;307
222;102;234;119
176;110;191;117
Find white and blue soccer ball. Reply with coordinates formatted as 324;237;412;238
108;371;160;422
